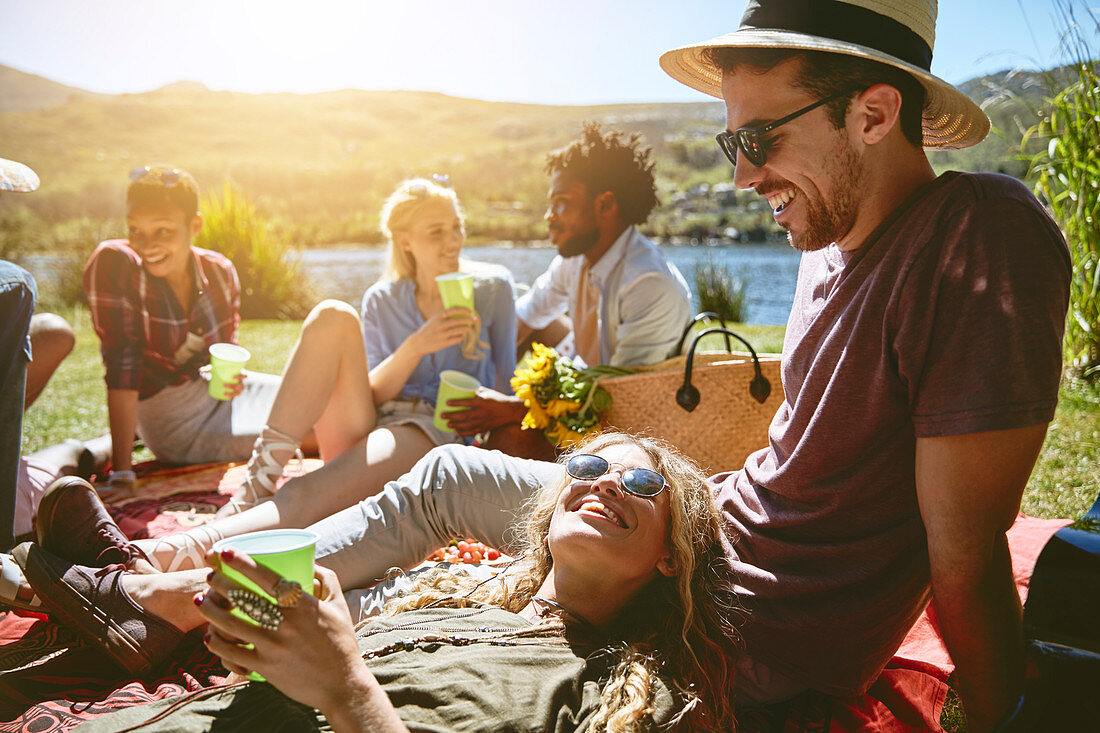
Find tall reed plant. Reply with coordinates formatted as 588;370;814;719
194;182;315;319
694;257;745;323
1024;1;1100;378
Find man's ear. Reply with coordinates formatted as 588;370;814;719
189;212;203;240
853;83;903;145
594;190;618;221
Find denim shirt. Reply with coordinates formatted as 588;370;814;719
360;265;516;405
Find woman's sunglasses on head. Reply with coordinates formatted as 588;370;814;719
715;92;847;168
407;174;453;197
565;453;667;498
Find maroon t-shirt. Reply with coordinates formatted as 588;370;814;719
713;172;1071;696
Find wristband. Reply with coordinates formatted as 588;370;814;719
109;469;136;484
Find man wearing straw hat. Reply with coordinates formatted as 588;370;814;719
652;0;1070;727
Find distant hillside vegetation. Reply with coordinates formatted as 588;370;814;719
0;65;105;114
0;62;1078;250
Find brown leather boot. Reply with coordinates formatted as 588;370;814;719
13;542;183;674
34;476;149;568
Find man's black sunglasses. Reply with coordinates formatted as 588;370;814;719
565;453;667;498
715;92;847;168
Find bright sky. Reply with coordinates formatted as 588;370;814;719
0;0;1088;104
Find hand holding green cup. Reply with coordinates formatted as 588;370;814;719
435;272;475;313
210;529;319;681
207;343;250;400
433;369;481;432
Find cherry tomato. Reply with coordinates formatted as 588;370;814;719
427;538;502;564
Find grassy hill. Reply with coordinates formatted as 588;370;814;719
0;64;105;114
0;62;1077;254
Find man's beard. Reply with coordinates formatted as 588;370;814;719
556;227;601;258
787;140;866;252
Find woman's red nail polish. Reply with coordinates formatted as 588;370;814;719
206;569;215;582
220;548;235;561
193;593;204;606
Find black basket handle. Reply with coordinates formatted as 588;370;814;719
676;327;772;412
675;312;733;355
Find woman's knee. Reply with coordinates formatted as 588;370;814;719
306;299;359;325
303;299;361;340
414;444;503;494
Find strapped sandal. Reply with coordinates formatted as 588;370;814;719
1;551;44;613
137;525;223;573
215;430;302;518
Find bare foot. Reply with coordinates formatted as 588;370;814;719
121;568;208;633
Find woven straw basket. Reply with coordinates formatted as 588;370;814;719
600;340;782;474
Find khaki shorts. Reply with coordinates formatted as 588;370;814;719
375;399;464;448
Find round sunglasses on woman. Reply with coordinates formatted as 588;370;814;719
565;453;667;497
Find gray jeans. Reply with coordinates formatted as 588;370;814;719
308;444;563;605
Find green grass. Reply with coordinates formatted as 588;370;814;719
692;321;784;355
1024;375;1100;518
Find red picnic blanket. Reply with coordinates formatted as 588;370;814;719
0;460;1072;731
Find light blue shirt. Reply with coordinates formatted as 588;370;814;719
360;264;516;406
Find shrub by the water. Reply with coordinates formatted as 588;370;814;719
1025;1;1100;379
694;258;745;324
194;182;315;319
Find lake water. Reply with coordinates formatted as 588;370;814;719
19;240;803;326
300;241;802;326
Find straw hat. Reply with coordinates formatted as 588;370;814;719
659;0;989;149
0;158;40;193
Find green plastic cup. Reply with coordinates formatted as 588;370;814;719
207;343;250;400
210;529;318;681
433;369;480;433
435;272;474;312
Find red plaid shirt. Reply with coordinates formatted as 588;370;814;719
83;240;241;399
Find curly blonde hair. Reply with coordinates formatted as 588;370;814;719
379;177;464;281
386;432;739;732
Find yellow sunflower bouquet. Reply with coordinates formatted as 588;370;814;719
510;343;631;448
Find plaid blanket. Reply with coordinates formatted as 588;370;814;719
0;459;1070;732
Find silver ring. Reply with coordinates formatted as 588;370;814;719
227;589;284;630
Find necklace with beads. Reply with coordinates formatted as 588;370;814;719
530;595;597;630
356;606;571;661
355;596;604;661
